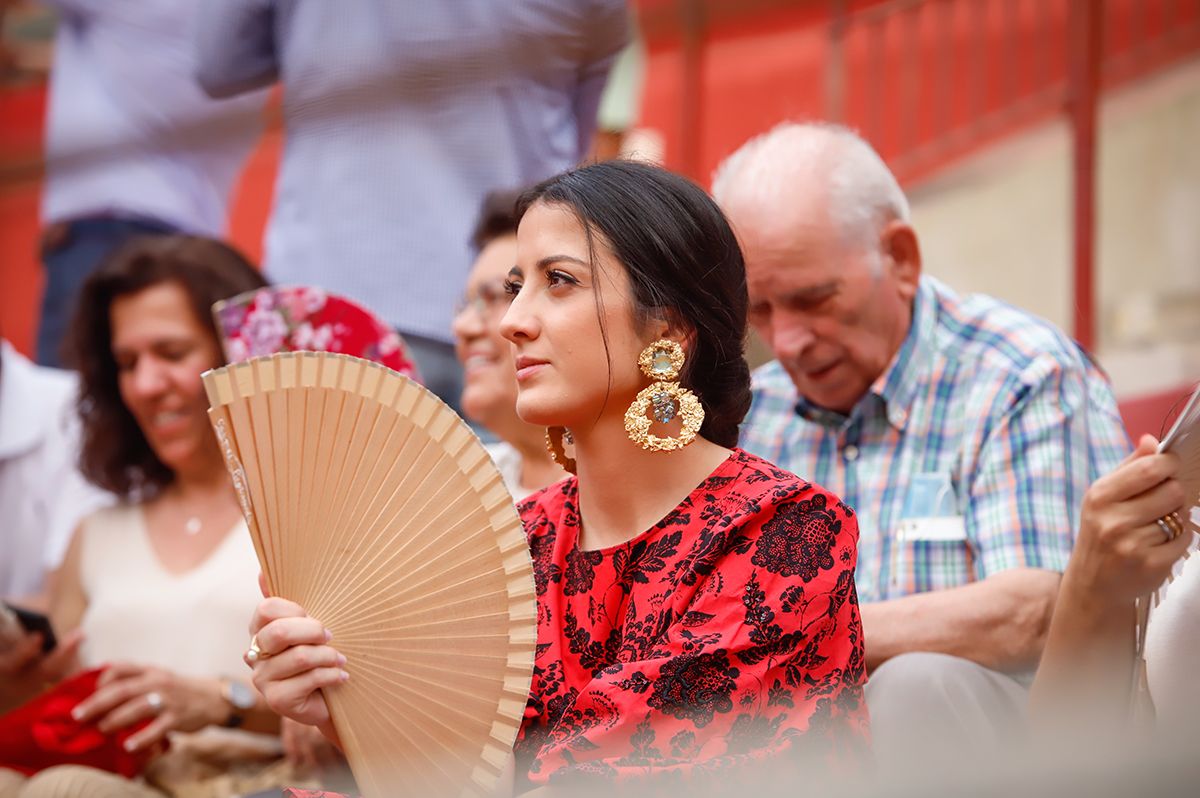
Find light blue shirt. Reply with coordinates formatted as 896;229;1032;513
197;0;628;344
42;0;266;232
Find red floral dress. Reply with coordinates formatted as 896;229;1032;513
285;449;868;797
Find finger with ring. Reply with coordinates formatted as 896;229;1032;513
145;691;164;714
1156;512;1183;543
246;634;270;663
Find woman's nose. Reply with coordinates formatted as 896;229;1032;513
129;356;169;398
498;291;537;343
452;300;485;340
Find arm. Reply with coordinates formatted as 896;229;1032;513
569;1;629;158
860;568;1059;672
0;523;88;712
194;0;280;98
1029;436;1189;725
868;355;1130;671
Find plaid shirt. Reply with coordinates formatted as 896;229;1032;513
740;276;1130;603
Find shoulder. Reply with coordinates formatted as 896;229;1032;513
721;450;855;533
518;477;575;537
749;360;796;403
929;277;1100;387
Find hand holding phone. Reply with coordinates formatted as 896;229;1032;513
2;603;57;653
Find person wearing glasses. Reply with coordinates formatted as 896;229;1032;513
452;190;566;499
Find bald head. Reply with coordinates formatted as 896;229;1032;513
713;123;921;414
712;122;910;253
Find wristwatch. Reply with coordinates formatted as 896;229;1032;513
220;678;257;728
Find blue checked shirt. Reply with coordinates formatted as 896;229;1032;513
740;276;1131;603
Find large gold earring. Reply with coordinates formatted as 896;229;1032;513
624;339;704;452
545;426;577;474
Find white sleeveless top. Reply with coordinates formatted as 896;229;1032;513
75;504;280;759
1145;536;1200;729
78;504;263;678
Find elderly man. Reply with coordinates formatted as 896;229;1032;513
714;123;1130;763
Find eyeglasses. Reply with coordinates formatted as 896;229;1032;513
454;280;512;322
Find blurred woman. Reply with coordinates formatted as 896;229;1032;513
453;190;565;498
0;236;302;797
247;161;870;795
1031;433;1196;730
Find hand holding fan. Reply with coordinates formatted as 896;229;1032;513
202;351;536;797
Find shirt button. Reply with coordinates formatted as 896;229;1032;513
891;409;907;426
843;445;859;462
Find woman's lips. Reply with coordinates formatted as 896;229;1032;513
514;356;548;381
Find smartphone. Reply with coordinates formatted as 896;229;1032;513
2;603;57;653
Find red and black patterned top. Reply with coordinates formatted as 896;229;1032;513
284;449;867;797
513;448;868;789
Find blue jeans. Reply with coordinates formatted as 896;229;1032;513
37;216;175;367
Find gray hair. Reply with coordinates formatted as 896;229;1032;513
711;122;910;253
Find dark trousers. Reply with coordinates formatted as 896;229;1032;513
37;216;175;367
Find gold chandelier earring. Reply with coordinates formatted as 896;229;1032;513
624;339;704;452
545;426;577;474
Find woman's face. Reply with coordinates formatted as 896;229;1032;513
110;281;224;475
500;201;656;430
452;234;521;430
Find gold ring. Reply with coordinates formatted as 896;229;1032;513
1156;512;1184;543
246;634;269;663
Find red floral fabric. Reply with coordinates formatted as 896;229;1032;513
514;449;868;788
0;668;155;777
274;451;868;798
214;285;421;379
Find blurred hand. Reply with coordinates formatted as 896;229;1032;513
72;663;227;752
0;628;83;712
247;596;346;731
282;716;345;772
1068;434;1192;606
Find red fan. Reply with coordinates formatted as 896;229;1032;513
214;286;421;380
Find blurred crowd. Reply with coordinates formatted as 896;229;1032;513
0;2;1196;798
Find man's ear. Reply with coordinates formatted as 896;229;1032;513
882;221;922;300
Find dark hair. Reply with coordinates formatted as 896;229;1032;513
68;235;267;499
516;160;751;447
470;189;524;251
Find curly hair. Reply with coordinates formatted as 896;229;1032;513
66;235;266;499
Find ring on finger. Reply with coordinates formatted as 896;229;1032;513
1156;512;1184;543
246;634;270;663
145;691;164;714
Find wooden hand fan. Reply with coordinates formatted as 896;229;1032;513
201;351;536;798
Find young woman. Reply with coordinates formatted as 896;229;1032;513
0;237;301;798
453;189;565;498
247;161;869;793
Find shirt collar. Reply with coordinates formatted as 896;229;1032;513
792;276;936;432
868;276;936;430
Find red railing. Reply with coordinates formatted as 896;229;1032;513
636;0;1200;350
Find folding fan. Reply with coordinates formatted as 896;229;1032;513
202;351;536;798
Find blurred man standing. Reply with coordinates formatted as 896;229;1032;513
36;0;266;367
196;1;628;409
714;122;1131;766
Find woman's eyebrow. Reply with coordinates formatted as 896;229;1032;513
535;254;590;271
